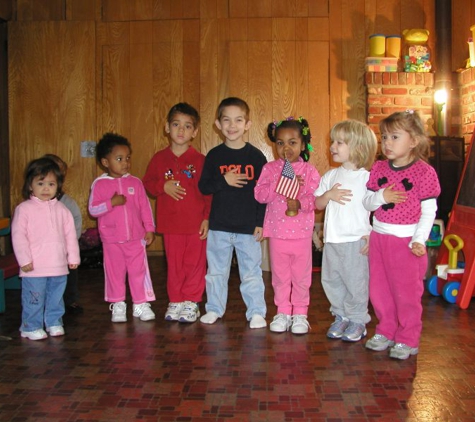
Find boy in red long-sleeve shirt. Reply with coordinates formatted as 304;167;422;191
143;103;211;323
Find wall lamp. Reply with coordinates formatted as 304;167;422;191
434;89;448;136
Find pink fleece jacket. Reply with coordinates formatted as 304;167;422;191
12;196;81;277
254;158;321;239
88;173;155;244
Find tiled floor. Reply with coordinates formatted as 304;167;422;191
1;256;475;421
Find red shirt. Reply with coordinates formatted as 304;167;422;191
143;146;211;234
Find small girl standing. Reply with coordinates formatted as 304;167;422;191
255;117;321;334
363;110;440;360
89;133;156;323
314;120;377;342
143;103;211;323
12;157;80;340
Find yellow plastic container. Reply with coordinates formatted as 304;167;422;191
386;35;401;58
369;34;386;57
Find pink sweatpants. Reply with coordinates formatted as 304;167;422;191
103;239;155;304
369;231;427;348
269;237;313;315
163;233;206;303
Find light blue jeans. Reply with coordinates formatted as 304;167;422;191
205;230;266;320
20;275;67;333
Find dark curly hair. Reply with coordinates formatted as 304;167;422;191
96;132;131;163
267;117;312;162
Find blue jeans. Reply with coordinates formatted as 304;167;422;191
20;276;67;332
205;230;266;320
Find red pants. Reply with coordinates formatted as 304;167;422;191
164;233;206;303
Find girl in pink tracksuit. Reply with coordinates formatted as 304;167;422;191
255;117;320;335
89;133;156;323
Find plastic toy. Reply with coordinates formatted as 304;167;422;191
427;234;465;303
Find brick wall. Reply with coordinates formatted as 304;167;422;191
458;68;475;144
365;72;435;135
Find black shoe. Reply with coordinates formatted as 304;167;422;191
66;303;84;314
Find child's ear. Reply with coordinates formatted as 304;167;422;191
165;122;170;134
192;127;199;138
245;120;252;131
100;158;109;168
215;119;222;131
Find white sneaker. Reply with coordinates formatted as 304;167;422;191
133;303;156;321
164;302;184;321
200;311;220;324
291;315;310;334
178;301;200;323
47;326;65;337
250;314;267;329
109;301;127;322
269;313;292;333
21;329;48;341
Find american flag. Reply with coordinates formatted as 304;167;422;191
275;159;300;199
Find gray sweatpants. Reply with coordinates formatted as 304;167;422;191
321;239;371;325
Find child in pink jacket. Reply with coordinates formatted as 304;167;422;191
255;117;320;335
88;133;156;323
12;157;80;341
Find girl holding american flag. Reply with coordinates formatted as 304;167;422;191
255;117;320;335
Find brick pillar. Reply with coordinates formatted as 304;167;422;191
365;72;435;135
458;68;475;144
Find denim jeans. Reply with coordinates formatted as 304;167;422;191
20;275;67;332
205;230;266;320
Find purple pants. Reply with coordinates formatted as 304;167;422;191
369;231;427;348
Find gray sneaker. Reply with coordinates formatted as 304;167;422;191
365;334;395;351
326;315;350;339
389;343;419;360
341;321;366;342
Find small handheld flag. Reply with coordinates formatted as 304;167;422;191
275;159;300;200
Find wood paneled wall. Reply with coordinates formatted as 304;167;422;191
3;0;475;253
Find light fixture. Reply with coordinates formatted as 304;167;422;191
434;89;448;136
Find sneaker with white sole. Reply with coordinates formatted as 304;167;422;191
291;315;310;334
389;343;419;360
341;321;366;342
250;314;267;329
109;301;127;322
133;303;156;321
178;301;200;323
269;313;292;333
365;334;395;351
164;302;184;321
200;311;220;324
21;329;48;341
326;315;350;339
47;326;65;337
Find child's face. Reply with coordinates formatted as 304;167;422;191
275;128;304;163
30;172;58;201
330;137;351;165
381;129;417;166
101;145;131;178
215;105;251;144
165;112;198;147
